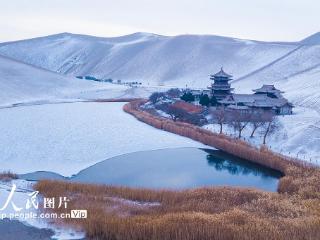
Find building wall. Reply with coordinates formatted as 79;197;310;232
278;106;293;115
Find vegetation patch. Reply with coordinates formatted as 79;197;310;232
33;100;320;240
35;174;320;240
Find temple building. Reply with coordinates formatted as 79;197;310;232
209;68;293;115
209;68;234;100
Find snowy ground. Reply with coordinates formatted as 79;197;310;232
203;106;320;165
0;102;206;176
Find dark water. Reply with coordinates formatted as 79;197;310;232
70;148;282;192
0;219;54;240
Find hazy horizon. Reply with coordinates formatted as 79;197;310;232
0;0;319;42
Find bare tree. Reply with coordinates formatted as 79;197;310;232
149;92;166;104
167;105;187;122
184;113;206;126
157;103;186;122
210;107;227;134
249;110;266;137
166;88;182;99
157;102;205;125
229;110;252;138
260;112;279;145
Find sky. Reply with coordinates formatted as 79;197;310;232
0;0;319;42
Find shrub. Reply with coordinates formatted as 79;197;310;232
199;94;210;106
166;88;182;98
180;92;195;102
149;92;166;104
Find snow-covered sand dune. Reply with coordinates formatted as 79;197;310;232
0;55;130;106
232;44;320;112
1;32;319;109
0;32;319;110
0;32;300;86
0;102;206;176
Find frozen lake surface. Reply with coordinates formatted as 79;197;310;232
0;102;205;176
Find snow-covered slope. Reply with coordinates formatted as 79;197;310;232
0;32;319;163
0;55;128;106
0;32;299;86
0;32;319;89
1;32;318;115
300;32;320;45
232;45;320;112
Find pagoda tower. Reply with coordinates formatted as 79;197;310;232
209;68;234;100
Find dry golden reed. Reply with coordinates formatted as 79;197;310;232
34;100;320;240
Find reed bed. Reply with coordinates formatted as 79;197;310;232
35;178;320;240
34;99;320;239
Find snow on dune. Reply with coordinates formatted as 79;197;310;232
0;32;318;109
0;102;206;176
0;32;296;87
277;67;320;112
301;32;320;45
232;55;320;113
0;55;128;106
1;32;318;104
233;44;320;90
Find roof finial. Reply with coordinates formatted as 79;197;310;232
212;67;232;78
